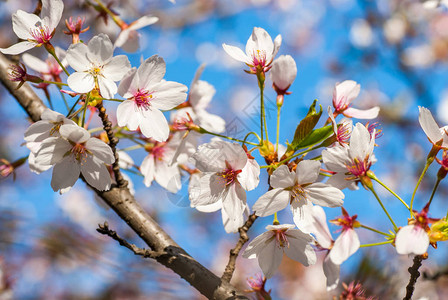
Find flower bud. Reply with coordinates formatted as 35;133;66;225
270;55;297;97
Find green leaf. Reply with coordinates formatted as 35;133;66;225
290;99;322;150
295;125;334;149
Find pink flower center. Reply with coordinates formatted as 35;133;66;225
337;122;351;145
71;143;89;162
333;97;350;113
251;49;267;68
8;64;26;82
273;229;289;248
218;161;241;186
29;25;53;44
133;89;154;110
366;122;383;140
291;184;307;204
152;145;165;161
346;157;371;178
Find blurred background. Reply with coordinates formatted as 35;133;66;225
1;0;448;299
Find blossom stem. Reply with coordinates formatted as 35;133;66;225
273;212;279;225
368;172;410;210
257;72;267;142
359;240;393;248
80;94;90;128
102;98;124;102
410;160;432;216
119;144;145;152
42;80;68;86
368;186;398;231
428;178;441;207
360;224;393;237
94;0;125;28
88;126;105;133
272;145;321;168
242;131;262;145
276;104;281;153
198;127;259;146
69;105;85;120
45;46;70;76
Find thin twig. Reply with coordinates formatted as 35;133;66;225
423;267;448;281
97;222;164;259
403;255;425;300
96;102;127;188
222;213;258;282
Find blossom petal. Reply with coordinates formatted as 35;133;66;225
66;43;90;72
323;255;340;291
305;183;344;207
196;200;222;213
329;229;360;265
301;206;333;248
24;121;54;143
59;124;90;143
51;156;80;193
252;188;290;217
150;81;188;111
419;106;443;145
189;172;226;207
270;165;295;188
270;55;296;91
333;80;360;109
243;231;273;259
103;55;131;81
97;76;118;99
116;100;137;128
87;33;113;64
246;27;273;61
12;10;40;40
258;238;282;279
67;72;95;94
86;138;115;164
238;159;260;191
22;54;49;73
222;203;245;233
222;44;250;64
35;137;71;166
141;155;155;187
296;160;321;185
81;156;111;191
155;159;181;193
0;41;35;55
322;146;350;172
284;230;317;266
139;108;169;142
138;55;166;89
349;123;373;160
196;110;226;133
41;0;63;29
343;107;380;119
117;68;137;97
222;183;246;222
395;225;430;255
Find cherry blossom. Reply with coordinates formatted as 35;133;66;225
242;224;316;278
270;55;297;104
114;15;159;53
189;140;259;231
328;106;352;147
329;208;361;265
140;140;182;193
66;33;131;99
117;55;188;142
0;0;64;55
418;106;448;149
332;80;380;119
222;27;281;73
252;160;344;227
395;206;431;255
34;124;115;193
322;123;376;190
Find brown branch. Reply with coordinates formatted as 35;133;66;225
0;53;248;300
423;267;448;281
221;213;258;282
403;255;425;300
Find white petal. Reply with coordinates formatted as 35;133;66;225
189;80;215;110
322;146;350;172
141;155;155;187
41;0;63;29
349;123;373;160
305;183;345;207
272;34;282;60
291;200;315;229
117;68;137;97
139;108;169;142
296;160;321;185
116;100;137;128
395;225;430;255
270;55;297;90
243;231;273;259
344;107;380;119
86;138;115;164
301;206;333;248
222;183;246;222
0;41;35;55
118;151;134;169
87;34;113;64
246;27;274;62
81;156;111;191
252;188;290;217
333;80;360;109
28;151;52;174
419;106;443;145
329;229;360;265
103;55;131;81
24;121;54;143
323;255;340;291
196;200;222;213
67;72;95;94
22;54;49;73
12;10;40;40
35;137;71;166
222;205;244;233
97;76;118;99
189;172;226;206
258;238;283;279
155;160;181;193
59;124;90;143
196;110;226;133
284;230;317;266
270;165;295;188
238;159;260;191
66;43;90;72
150;81;188;111
129;15;158;30
222;44;250;64
326;173;358;190
51;156;80;193
137;55;166;88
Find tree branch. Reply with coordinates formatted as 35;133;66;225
222;213;258;282
0;53;248;300
403;255;425;300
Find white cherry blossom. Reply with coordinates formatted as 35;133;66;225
34;124;114;193
270;55;297;92
418;106;448;148
242;224;316;278
0;0;64;55
117;55;188;142
332;80;380;119
222;27;281;73
66;33;131;99
114;15;159;53
252;160;344;227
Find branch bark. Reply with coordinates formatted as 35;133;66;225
0;53;248;300
403;255;425;300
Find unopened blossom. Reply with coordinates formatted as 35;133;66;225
114;15;159;53
270;55;297;105
246;274;271;300
252;160;344;226
222;27;281;73
329;208;361;265
64;17;89;43
328;106;353;147
0;159;14;178
0;0;63;55
322;123;376;190
418;106;448;149
189;140;259;231
395;205;432;255
34;124;115;193
117;55;187;142
140;140;182;193
24;108;76;173
429;218;448;243
66;33;131;99
242;224;316;279
332;80;380;119
7;63;43;89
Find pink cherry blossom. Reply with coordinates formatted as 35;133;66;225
242;224;316;279
329;208;361;265
395;206;431;255
332;80;380;120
